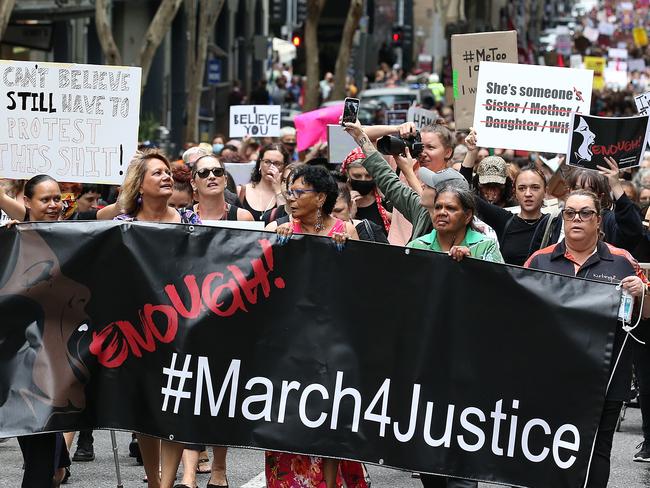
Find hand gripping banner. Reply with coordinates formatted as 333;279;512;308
0;222;620;488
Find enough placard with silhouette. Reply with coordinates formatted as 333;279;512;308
566;113;649;170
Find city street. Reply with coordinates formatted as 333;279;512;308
1;408;648;488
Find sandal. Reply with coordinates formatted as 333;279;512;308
196;457;211;474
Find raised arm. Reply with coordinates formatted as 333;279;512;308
0;185;26;220
344;120;423;224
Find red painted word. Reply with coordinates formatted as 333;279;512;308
592;136;643;156
89;239;284;368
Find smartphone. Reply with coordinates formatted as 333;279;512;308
341;97;360;125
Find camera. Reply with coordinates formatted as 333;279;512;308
377;131;424;159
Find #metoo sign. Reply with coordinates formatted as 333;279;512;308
0;60;141;184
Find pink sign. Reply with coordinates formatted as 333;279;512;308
294;103;344;152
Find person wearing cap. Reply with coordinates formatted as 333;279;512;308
475;156;514;208
342;120;497;244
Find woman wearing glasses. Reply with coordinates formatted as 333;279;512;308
267;164;358;243
525;189;650;488
191;154;254;222
265;164;360;488
238;143;290;221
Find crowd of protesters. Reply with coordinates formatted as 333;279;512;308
3;104;650;487
6;3;650;488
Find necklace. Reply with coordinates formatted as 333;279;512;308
519;215;543;226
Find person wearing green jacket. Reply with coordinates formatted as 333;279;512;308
407;183;504;264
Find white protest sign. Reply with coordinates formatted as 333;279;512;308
635;91;650;116
608;48;628;60
229;105;281;138
570;55;583;69
599;22;615;36
0;209;8;226
473;62;593;153
628;59;646;72
0;60;141;184
583;26;599;43
407;106;439;130
223;161;256;186
327;124;357;164
604;68;628;88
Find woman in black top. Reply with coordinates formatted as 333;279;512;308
238;143;289;221
462;130;549;265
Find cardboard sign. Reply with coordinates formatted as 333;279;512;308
584;56;606;90
634;27;649;47
407;106;439;130
451;30;518;130
229;105;281;138
327;124;357;164
473;62;593;153
0;60;141;184
566;114;649;170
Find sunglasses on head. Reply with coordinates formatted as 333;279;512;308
194;167;225;178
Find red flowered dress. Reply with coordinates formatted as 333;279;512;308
265;218;370;488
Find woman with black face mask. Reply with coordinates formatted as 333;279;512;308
342;147;391;236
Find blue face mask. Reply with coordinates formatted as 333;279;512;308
213;143;224;154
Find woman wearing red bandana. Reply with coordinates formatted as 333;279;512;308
341;147;391;237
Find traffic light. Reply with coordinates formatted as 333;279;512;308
392;25;403;47
292;33;302;47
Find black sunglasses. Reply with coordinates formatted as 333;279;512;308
194;167;225;178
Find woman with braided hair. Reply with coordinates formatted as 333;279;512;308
341;147;391;236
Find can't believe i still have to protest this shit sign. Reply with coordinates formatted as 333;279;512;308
0;60;142;185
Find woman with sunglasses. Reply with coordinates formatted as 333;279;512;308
525;189;650;488
238;143;290;221
191;154;254;222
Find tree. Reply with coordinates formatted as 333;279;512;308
94;0;183;90
330;0;363;101
303;0;327;112
95;0;122;65
0;0;16;43
183;0;225;142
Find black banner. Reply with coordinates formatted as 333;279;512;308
0;222;621;488
567;113;650;169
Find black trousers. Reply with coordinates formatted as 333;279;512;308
420;474;478;488
634;339;650;441
584;400;624;488
18;432;70;488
